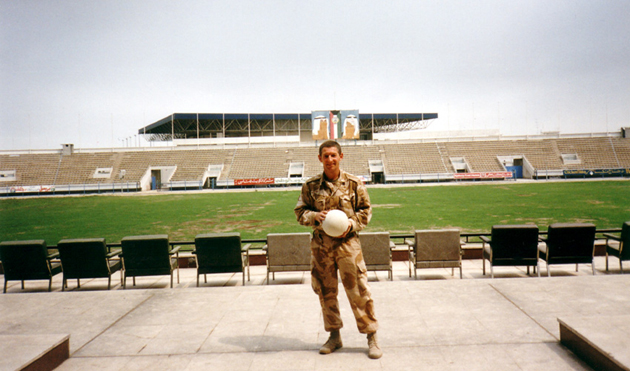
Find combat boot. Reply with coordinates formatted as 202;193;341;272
367;332;382;359
319;330;342;354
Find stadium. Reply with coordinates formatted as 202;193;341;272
1;110;629;195
2;111;630;371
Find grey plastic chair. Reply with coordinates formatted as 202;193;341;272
263;233;311;283
358;232;394;280
406;229;463;279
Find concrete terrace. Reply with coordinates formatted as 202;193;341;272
1;257;629;371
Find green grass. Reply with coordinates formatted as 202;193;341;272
1;180;629;245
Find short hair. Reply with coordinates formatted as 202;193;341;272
318;140;342;156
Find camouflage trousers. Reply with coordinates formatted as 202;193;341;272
310;230;379;334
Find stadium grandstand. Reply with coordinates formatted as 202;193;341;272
1;110;629;196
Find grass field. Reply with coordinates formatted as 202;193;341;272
1;179;629;246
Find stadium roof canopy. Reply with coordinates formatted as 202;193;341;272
139;112;438;141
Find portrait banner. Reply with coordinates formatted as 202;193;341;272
311;110;359;140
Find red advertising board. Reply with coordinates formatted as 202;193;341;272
234;178;275;186
453;172;513;179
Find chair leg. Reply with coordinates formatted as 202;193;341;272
242;271;245;286
621;260;624;274
537;261;541;278
62;278;66;292
107;276;111;290
267;270;269;285
123;273;127;289
482;258;486;275
459;265;462;279
48;278;52;292
606;252;609;271
527;266;530;275
170;273;173;288
204;274;207;283
196;273;200;287
3;281;7;293
451;267;454;276
547;263;551;277
133;276;136;286
591;259;595;275
576;263;579;272
21;280;25;289
77;279;80;288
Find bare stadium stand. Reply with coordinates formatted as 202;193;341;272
1;133;629;196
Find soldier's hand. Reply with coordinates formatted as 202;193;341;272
338;220;352;238
316;210;328;223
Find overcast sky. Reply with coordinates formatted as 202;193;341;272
1;0;629;150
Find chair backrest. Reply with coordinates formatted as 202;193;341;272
490;225;539;259
546;223;596;257
0;240;51;280
266;233;311;267
121;235;171;271
620;221;630;259
414;229;461;261
358;232;391;265
57;238;109;278
195;233;243;272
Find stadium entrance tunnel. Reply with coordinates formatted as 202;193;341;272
142;166;177;191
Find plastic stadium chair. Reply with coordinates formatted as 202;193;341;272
480;224;540;278
406;229;463;279
263;233;310;284
193;232;250;286
57;238;122;290
604;221;630;274
358;232;394;281
1;240;62;293
539;223;596;276
120;235;180;288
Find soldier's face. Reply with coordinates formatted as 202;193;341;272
319;146;343;177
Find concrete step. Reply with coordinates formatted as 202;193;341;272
559;315;630;371
0;334;69;371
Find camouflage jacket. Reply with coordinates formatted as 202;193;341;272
294;170;372;234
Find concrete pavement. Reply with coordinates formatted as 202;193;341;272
1;257;629;370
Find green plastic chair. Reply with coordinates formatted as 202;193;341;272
1;240;62;293
193;233;250;286
604;221;630;273
120;235;180;288
57;238;122;290
539;223;596;276
481;225;540;278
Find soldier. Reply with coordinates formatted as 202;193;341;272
294;140;382;359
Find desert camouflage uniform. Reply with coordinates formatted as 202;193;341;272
294;170;378;334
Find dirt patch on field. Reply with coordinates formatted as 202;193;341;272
372;204;401;209
170;218;282;239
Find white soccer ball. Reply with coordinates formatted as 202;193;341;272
322;209;349;237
